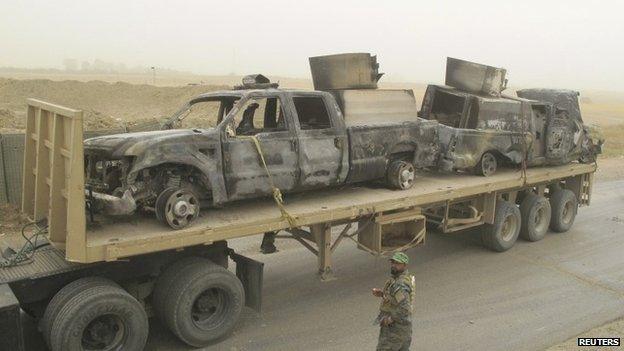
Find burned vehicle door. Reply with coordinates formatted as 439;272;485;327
526;102;551;163
291;93;347;189
543;108;579;162
221;93;299;200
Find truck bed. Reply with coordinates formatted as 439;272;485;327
84;163;594;262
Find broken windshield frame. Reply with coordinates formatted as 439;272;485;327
163;95;242;129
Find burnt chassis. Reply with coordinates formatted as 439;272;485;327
421;85;595;175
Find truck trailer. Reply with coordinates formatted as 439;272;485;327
0;98;595;350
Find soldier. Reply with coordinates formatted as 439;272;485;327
372;252;415;351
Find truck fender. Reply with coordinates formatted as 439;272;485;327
127;146;228;204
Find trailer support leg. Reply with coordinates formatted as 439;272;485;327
311;223;335;281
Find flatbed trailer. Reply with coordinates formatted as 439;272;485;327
0;100;595;350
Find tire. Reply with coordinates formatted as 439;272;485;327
481;200;521;252
386;160;416;190
49;284;148;351
519;194;552;242
40;277;119;348
152;256;208;323
161;259;244;347
474;152;497;177
549;189;578;232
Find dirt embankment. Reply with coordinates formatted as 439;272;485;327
0;78;229;133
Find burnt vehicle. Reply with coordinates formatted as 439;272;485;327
419;58;601;176
84;55;439;229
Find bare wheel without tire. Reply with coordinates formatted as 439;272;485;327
481;200;521;252
40;277;119;349
474;152;497;177
156;187;200;229
49;282;148;351
519;194;552;242
387;160;416;190
549;189;578;233
159;258;244;347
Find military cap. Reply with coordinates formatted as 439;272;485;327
390;252;409;264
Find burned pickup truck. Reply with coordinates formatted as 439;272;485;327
419;58;601;176
84;54;438;229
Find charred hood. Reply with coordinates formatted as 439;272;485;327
84;129;218;159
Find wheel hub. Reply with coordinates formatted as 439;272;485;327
160;188;200;229
82;314;124;350
191;288;227;329
173;201;190;216
399;165;415;189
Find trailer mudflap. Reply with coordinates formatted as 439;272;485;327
0;284;24;351
231;252;264;312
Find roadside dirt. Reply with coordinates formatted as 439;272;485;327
0;77;228;133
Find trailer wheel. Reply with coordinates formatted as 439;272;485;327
153;256;208;323
519;194;552;242
161;259;244;347
40;277;119;348
549;189;578;232
387;160;416;190
50;284;148;351
481;200;520;252
474;152;497;177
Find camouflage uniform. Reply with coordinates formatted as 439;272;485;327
376;269;415;351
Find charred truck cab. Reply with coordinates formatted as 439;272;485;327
84;55;439;229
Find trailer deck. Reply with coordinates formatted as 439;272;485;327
3;162;595;276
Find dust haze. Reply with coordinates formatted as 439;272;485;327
1;0;623;91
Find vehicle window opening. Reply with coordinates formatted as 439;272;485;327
461;99;479;129
293;96;332;130
430;90;466;127
229;97;286;136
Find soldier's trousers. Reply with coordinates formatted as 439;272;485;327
376;322;412;351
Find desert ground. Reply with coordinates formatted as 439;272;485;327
1;70;623;350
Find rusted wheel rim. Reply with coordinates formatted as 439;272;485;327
164;189;199;229
481;153;497;176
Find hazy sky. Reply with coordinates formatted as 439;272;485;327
1;0;623;90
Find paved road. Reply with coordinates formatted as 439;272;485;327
22;180;624;350
144;179;624;351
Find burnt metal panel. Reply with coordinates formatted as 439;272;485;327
309;53;382;90
516;89;582;122
446;57;506;97
330;89;419;126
